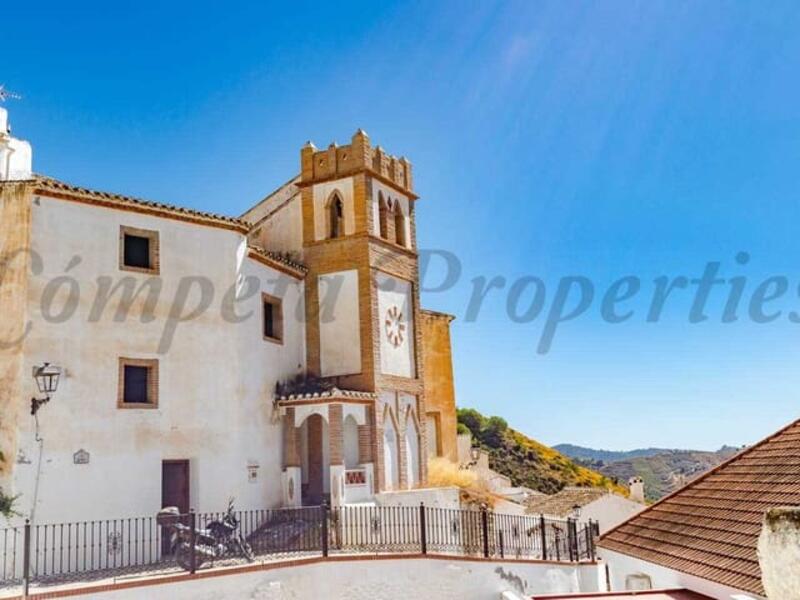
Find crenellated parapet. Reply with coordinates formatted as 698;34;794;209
300;129;413;194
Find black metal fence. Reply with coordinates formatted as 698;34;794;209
1;505;597;594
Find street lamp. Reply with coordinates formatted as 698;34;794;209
31;362;61;415
571;504;582;519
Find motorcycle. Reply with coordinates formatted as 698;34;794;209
157;498;255;570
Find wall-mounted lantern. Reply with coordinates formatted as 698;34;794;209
31;362;62;415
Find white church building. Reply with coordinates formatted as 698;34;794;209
0;105;458;525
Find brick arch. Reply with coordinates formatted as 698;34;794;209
392;200;407;246
378;191;390;239
325;190;346;239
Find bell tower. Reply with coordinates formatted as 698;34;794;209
0;103;32;182
297;129;428;493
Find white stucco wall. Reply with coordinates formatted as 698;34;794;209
579;495;645;535
600;548;759;600
318;269;361;376
376;272;415;377
312;177;355;240
64;556;607;600
758;507;800;600
376;486;462;509
252;193;303;257
10;194;306;524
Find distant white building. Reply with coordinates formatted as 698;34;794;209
525;484;645;535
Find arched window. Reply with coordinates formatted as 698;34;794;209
378;193;389;239
329;194;344;239
394;203;406;247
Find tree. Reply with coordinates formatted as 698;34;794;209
456;408;485;437
482;416;508;446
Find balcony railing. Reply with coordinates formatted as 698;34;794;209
0;505;597;596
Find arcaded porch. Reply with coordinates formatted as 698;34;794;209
278;389;377;507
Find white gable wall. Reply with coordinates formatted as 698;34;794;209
250;193;303;257
580;494;645;534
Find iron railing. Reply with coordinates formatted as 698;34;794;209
0;505;597;594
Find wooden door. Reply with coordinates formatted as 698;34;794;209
161;460;190;555
162;460;190;511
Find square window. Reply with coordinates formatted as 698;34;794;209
124;234;150;269
120;226;159;274
124;366;149;403
262;293;283;344
118;358;158;408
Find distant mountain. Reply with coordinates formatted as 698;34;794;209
553;444;678;463
457;409;627;496
555;444;741;501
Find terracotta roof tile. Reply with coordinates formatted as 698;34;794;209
599;418;800;597
246;245;307;279
25;175;250;231
524;486;613;518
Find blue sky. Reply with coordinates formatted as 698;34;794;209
6;1;800;450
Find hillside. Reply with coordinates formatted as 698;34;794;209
556;444;740;501
457;409;627;496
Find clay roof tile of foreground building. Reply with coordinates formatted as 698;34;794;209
525;486;611;518
598;417;800;597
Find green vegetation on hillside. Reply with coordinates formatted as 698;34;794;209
576;447;739;501
457;408;627;496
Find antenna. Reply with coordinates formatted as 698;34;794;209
0;85;22;103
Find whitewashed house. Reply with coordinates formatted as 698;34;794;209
525;484;645;535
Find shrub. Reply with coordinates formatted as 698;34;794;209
482;416;508;446
0;488;20;520
456;408;484;437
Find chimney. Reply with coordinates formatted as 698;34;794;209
758;507;800;599
628;477;645;504
0;107;32;181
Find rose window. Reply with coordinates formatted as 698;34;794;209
384;306;406;347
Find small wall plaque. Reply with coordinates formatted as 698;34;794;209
247;462;259;483
73;449;90;465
